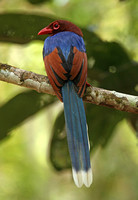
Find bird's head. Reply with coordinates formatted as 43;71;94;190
38;20;83;37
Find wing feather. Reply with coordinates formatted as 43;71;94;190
70;47;87;97
44;46;87;101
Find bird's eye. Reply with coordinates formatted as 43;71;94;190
53;22;60;30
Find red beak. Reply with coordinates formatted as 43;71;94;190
38;27;52;35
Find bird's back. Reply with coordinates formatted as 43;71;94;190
43;31;86;60
43;31;87;101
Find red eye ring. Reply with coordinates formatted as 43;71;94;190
53;22;60;30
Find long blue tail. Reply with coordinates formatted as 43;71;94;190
62;81;92;187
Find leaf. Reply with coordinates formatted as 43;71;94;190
0;13;53;44
49;111;71;171
129;114;138;135
86;104;126;150
27;0;48;5
0;90;56;140
101;63;138;95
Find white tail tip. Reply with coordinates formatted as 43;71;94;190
72;168;93;188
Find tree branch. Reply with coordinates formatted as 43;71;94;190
0;63;138;114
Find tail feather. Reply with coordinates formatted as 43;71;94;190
62;81;93;187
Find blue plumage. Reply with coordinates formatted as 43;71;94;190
62;81;90;169
43;31;86;59
62;81;92;187
39;20;92;187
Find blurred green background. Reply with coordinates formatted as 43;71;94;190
0;0;138;199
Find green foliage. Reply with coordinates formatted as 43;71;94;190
0;0;138;199
0;90;56;140
50;111;71;170
0;13;52;44
27;0;48;4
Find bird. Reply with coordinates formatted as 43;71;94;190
38;20;92;188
